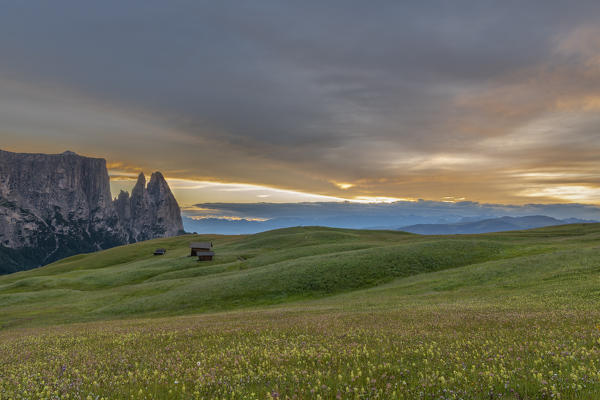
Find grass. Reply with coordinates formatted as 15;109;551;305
1;224;600;398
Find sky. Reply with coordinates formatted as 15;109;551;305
1;1;599;206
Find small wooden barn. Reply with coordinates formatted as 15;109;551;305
196;251;215;261
190;242;213;257
153;248;166;256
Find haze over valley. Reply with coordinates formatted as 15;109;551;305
181;201;600;234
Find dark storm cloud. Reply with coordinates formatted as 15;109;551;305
1;1;599;203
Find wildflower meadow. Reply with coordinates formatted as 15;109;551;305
1;225;600;398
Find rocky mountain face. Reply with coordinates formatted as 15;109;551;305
114;171;184;242
0;149;184;274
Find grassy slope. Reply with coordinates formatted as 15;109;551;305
0;224;598;329
1;224;600;399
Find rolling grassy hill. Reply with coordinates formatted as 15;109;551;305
1;224;600;398
2;224;597;328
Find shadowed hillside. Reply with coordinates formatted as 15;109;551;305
1;224;599;329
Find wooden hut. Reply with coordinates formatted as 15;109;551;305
190;242;213;257
196;251;215;261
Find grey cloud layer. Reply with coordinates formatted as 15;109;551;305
1;1;599;202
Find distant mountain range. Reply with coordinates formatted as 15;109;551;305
183;202;600;235
183;214;598;236
183;215;447;235
398;215;597;235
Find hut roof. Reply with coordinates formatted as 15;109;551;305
189;242;212;249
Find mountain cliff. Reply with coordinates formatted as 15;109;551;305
0;149;183;274
114;171;183;242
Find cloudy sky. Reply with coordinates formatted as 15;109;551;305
1;1;599;205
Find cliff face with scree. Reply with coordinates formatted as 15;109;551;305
0;149;184;274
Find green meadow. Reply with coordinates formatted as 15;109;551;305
1;224;600;399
